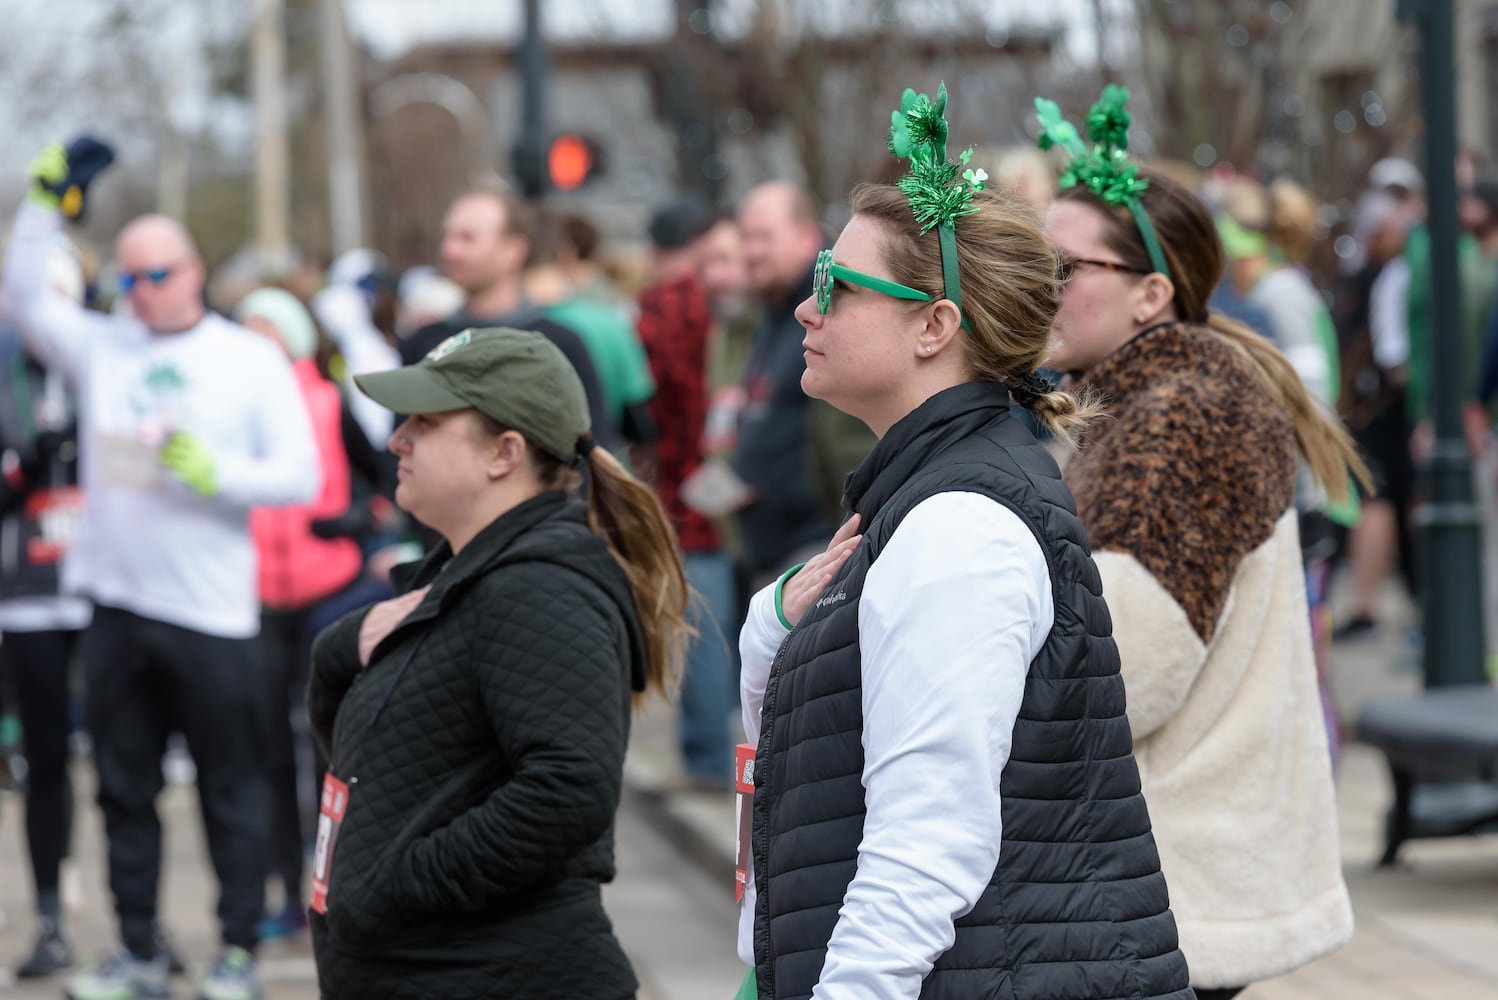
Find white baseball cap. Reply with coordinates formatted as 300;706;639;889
1369;157;1425;194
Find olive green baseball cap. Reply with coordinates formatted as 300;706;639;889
354;327;592;462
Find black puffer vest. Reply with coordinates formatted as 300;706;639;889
751;382;1192;1000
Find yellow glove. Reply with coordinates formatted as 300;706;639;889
27;143;68;213
160;432;219;497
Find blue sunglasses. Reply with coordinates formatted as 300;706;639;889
117;266;178;293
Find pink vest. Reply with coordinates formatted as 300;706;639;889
252;359;363;609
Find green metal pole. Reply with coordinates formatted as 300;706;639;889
1401;0;1487;687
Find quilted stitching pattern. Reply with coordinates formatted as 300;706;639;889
306;493;641;999
753;385;1192;1000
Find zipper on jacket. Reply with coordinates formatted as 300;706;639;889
752;633;794;1000
368;632;430;727
324;627;421;778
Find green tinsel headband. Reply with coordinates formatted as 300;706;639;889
887;82;987;323
1034;85;1172;280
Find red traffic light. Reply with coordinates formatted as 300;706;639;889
548;134;595;191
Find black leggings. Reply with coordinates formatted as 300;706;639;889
1194;989;1244;1000
0;628;80;904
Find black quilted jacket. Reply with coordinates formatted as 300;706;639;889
307;491;643;1000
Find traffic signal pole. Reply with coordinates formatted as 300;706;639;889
516;0;549;199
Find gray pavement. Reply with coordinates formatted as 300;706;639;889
3;576;1495;999
0;771;744;999
628;579;1498;1000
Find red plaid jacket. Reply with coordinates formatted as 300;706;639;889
636;273;720;552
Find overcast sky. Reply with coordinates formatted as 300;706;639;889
345;0;1123;62
0;0;1133;193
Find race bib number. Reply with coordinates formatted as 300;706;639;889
735;743;755;902
309;773;351;915
25;487;83;565
93;434;163;491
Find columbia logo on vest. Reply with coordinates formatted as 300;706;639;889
815;588;848;610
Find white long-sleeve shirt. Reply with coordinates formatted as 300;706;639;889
737;491;1053;998
312;283;400;447
1246;268;1335;407
4;203;319;638
1369;257;1412;371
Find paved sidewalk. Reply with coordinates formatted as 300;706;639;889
2;579;1493;999
629;581;1498;999
0;769;322;1000
0;770;741;999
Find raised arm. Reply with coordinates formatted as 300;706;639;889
3;202;116;381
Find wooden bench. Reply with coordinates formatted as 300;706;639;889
1355;685;1498;865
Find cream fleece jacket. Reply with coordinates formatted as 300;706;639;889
1068;322;1353;989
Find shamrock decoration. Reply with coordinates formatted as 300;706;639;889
1035;99;1086;158
1086;84;1133;150
888;82;987;235
1034;85;1172;278
889;85;948;162
814;248;833;314
1034;85;1150;208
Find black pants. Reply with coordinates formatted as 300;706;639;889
1193;989;1244;1000
0;627;80;905
261;608;318;907
83;605;268;954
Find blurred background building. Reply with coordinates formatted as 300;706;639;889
1;0;1496;275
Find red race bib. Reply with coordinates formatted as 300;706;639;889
309;773;350;915
24;487;83;565
735;743;755;902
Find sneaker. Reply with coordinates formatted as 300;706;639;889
16;917;72;977
64;948;170;1000
154;922;186;976
256;901;309;942
197;946;262;1000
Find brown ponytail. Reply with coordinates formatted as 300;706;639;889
580;445;693;703
1204;314;1371;503
476;413;692;704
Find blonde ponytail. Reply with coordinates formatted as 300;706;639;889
1204;314;1372;504
581;445;693;704
1007;370;1103;444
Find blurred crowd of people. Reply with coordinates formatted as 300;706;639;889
0;140;887;997
0;118;1495;999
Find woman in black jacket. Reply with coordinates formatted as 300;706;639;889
307;326;689;1000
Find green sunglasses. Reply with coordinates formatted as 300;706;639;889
814;249;970;331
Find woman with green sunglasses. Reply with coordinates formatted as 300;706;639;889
735;83;1191;1000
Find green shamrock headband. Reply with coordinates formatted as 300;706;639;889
887;82;987;324
1034;84;1172;280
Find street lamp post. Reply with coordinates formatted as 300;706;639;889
1397;0;1487;687
514;0;550;200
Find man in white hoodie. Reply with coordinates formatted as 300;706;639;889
4;143;318;1000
